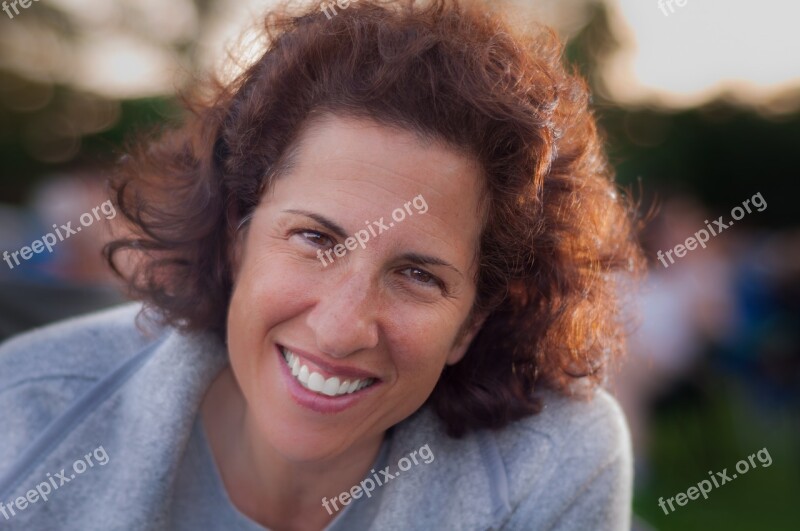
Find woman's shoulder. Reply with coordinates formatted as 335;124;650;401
402;388;629;476
381;390;631;529
498;389;633;529
0;303;158;466
0;302;155;389
500;388;630;463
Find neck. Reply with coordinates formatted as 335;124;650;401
201;366;384;531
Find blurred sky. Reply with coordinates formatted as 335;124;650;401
1;0;797;110
607;0;800;109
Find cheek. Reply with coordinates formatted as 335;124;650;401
388;320;460;388
227;253;312;363
385;347;449;422
225;286;261;381
233;248;311;316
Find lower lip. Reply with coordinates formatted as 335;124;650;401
276;345;381;414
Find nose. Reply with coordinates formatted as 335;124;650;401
306;269;380;358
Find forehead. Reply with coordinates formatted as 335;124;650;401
273;113;485;217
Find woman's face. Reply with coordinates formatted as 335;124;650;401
226;114;484;462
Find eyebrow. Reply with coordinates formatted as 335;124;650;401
283;209;348;239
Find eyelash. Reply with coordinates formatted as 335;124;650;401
292;228;448;293
296;229;333;248
400;267;447;292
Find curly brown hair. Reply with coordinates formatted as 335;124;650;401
106;0;644;437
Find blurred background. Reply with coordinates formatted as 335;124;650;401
0;0;798;529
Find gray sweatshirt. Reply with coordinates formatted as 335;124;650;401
0;304;632;530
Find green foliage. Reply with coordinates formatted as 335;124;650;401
634;377;800;530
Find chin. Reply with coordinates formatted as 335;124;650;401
253;406;368;463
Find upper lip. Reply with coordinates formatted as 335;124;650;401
279;344;380;380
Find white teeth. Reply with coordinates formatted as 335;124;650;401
308;372;325;393
282;348;374;397
298;365;310;385
322;377;341;396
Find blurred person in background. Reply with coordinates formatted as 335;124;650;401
612;195;737;472
0;170;124;340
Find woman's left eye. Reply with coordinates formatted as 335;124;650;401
401;267;444;290
294;230;333;248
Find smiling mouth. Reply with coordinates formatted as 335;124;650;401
281;347;376;397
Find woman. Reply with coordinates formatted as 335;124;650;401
0;1;643;529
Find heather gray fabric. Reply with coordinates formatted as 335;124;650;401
0;304;632;530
